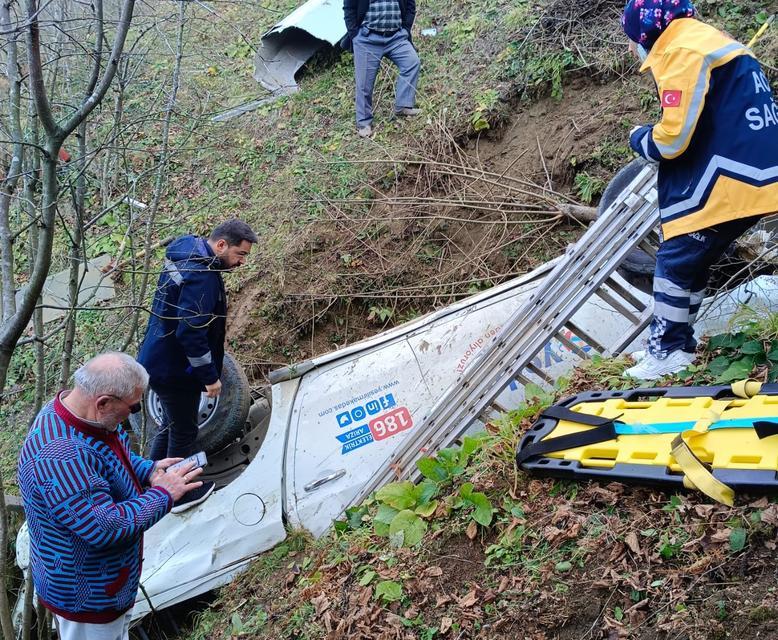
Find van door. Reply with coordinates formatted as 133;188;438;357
285;339;432;536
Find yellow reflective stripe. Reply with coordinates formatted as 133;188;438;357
651;43;747;159
660;178;778;240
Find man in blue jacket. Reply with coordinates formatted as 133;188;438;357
342;0;421;138
138;219;257;511
18;352;201;638
621;0;778;380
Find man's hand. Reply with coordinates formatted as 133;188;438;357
205;379;222;398
151;461;203;502
149;457;184;485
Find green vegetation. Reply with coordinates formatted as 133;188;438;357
185;321;778;638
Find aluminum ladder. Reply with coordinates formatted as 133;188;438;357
354;162;660;502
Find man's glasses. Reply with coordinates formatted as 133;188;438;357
108;395;142;414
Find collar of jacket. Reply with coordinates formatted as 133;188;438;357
53;391;119;441
639;18;693;73
197;236;229;271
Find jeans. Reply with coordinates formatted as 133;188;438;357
352;25;420;127
147;384;202;460
648;216;760;358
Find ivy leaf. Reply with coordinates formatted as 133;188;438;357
740;340;765;355
708;332;746;350
374;580;403;603
715;357;755;382
414;500;438;518
376;482;417;510
345;505;368;530
359;570;376;586
389;509;427;547
555;560;572;573
416;457;448;483
231;613;244;634
375;503;400;525
413;479;439;505
469;492;494;526
375;504;398;536
708;355;732;376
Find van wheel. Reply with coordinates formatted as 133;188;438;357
129;353;252;455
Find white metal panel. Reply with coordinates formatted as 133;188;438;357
131;380;298;619
286;340;433;536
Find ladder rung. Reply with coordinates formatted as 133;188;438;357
514;372;532;386
554;330;590;360
638;239;657;259
489;399;509;414
565;320;607;354
604;275;648;313
594;286;642;324
606;308;654;356
526;362;554;385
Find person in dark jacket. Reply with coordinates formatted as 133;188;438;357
342;0;421;138
621;0;778;380
137;219;257;511
18;352;201;639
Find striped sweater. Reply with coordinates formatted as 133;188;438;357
18;393;172;622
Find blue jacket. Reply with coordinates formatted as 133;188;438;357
630;19;778;240
18;394;172;621
138;235;226;388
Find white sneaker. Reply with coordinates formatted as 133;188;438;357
629;349;647;362
623;350;695;381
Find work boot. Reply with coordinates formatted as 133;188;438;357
394;107;421;116
357;125;373;138
172;481;215;514
623;350;695;381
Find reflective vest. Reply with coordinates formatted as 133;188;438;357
629;19;778;240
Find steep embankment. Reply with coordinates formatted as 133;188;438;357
145;0;777;638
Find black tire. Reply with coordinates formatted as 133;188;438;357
129;353;252;455
598;158;657;276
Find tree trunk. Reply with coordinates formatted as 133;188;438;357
122;0;186;351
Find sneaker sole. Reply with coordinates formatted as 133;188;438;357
171;484;216;514
624;358;695;380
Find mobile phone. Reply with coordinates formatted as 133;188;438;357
167;451;208;472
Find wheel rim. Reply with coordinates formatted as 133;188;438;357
146;390;220;431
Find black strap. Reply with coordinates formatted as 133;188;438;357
516;406;620;467
753;421;778;440
540;405;618;427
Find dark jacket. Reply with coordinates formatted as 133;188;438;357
629;19;778;240
341;0;416;51
18;394;171;622
138;235;226;389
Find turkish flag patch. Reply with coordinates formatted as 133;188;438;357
661;90;682;108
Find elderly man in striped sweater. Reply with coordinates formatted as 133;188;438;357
18;353;202;640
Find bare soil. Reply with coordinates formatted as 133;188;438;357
226;78;647;383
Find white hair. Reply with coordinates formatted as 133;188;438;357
73;352;149;398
